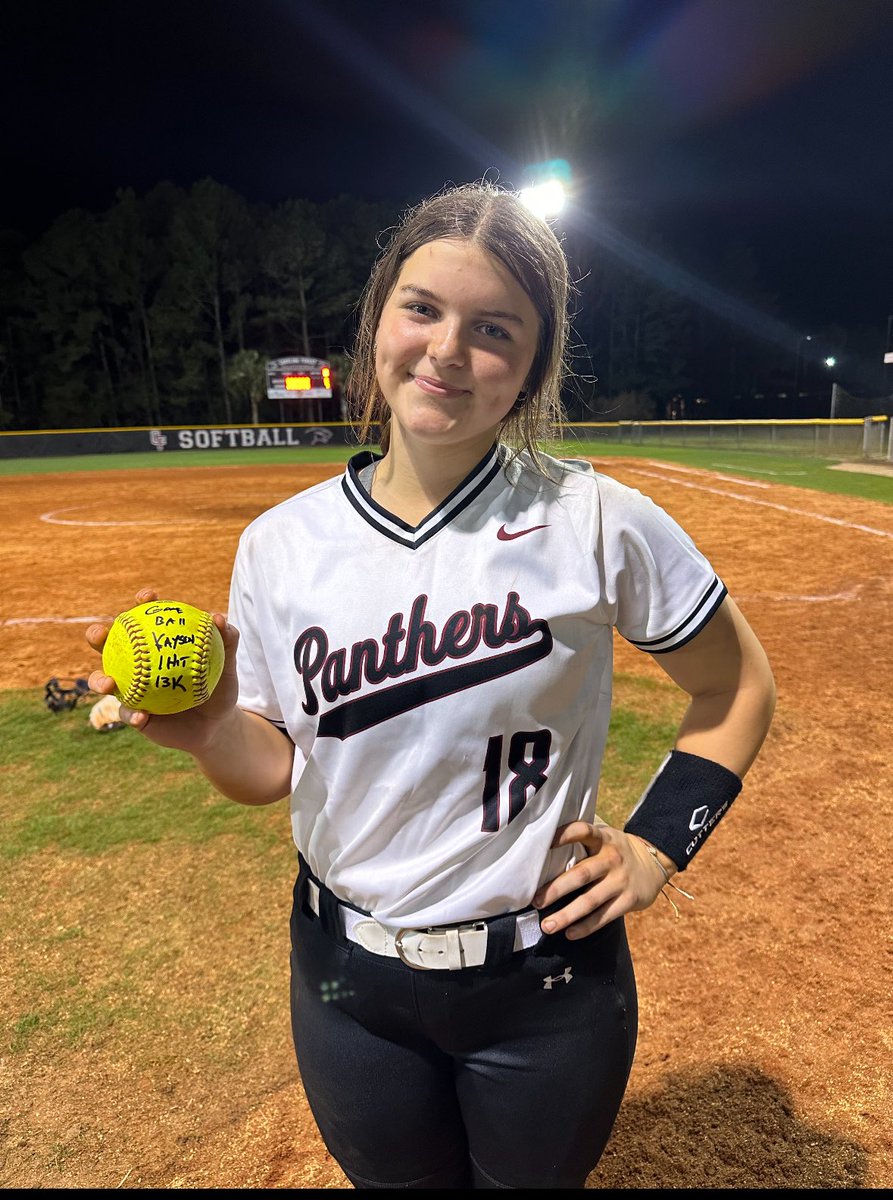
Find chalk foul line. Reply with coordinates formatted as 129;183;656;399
736;588;863;603
642;460;770;488
1;616;113;627
712;463;807;477
623;467;893;540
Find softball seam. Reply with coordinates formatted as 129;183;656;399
193;616;215;704
119;613;153;706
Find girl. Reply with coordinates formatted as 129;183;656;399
88;182;775;1189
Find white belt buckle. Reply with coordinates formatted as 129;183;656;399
394;922;487;970
393;928;429;970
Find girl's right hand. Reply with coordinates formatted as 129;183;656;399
86;587;241;757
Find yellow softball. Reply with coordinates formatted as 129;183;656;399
102;600;225;715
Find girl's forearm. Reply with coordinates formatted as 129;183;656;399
193;707;295;806
674;668;777;778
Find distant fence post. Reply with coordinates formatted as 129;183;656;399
861;416;890;459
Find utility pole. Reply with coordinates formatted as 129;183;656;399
793;334;812;416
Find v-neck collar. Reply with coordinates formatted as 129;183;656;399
341;445;503;549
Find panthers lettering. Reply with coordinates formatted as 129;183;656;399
293;591;553;737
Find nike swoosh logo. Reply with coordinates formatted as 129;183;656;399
497;524;550;541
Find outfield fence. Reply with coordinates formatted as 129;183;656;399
560;416;892;460
0;421;363;460
0;416;890;462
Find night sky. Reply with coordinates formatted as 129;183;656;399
2;0;892;335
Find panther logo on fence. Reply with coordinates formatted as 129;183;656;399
307;427;334;446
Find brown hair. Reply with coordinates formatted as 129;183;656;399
346;181;571;468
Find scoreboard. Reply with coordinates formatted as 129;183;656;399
266;356;333;400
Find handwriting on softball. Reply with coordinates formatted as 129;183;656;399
147;605;197;693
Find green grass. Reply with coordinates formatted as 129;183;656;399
3;437;890;503
0;444;363;475
596;673;685;828
2;688;295;1061
1;673;678;1061
0;673;678;862
0;690;287;859
545;440;893;504
10;990;141;1052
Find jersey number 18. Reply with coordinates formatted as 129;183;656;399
481;729;552;832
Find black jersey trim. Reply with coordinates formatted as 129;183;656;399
341;445;502;548
626;576;727;654
630;575;723;647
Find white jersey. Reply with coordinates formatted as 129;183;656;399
229;446;725;929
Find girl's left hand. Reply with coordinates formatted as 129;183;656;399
532;821;670;939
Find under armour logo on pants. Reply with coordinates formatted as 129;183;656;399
542;966;573;989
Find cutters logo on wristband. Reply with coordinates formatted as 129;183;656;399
624;749;742;870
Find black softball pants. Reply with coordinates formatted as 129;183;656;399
289;862;637;1189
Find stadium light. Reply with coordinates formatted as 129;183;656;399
519;158;572;220
823;356;837;369
519;179;567;219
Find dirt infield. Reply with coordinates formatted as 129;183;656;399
2;458;891;1188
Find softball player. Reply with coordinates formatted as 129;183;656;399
88;183;775;1189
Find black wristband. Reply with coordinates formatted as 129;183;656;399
623;749;742;871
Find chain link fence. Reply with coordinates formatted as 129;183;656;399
560;417;891;461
